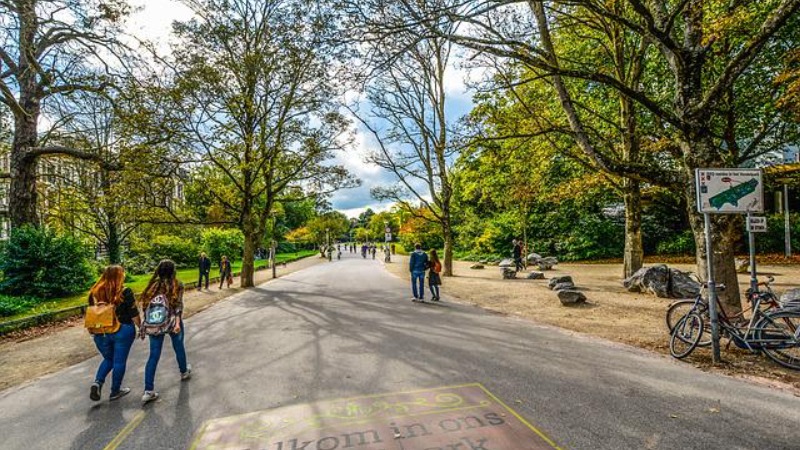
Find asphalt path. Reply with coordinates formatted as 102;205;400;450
1;253;799;450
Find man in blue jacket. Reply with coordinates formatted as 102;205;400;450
409;243;429;301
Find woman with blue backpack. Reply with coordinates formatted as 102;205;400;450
139;259;192;404
86;265;140;401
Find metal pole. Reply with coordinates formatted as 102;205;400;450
785;184;792;258
747;212;757;294
704;212;722;363
271;240;277;279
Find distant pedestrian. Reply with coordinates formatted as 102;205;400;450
361;244;368;259
139;260;191;404
391;243;396;255
86;265;140;402
371;245;377;259
198;252;211;290
428;250;443;301
384;246;391;263
219;255;232;289
409;243;429;302
512;239;523;272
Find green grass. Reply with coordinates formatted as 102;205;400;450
0;250;316;323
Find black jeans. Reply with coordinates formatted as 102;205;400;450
198;271;209;289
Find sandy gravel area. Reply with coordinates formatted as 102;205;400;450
0;256;323;392
384;256;800;390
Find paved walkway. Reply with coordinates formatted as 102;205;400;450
0;252;798;449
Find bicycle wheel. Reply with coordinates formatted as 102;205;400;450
670;312;704;359
755;310;800;370
666;300;694;332
667;300;712;347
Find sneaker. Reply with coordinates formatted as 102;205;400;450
181;364;192;381
109;387;131;401
90;382;102;402
142;391;160;404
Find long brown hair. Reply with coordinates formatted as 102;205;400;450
430;249;440;265
140;260;181;308
90;265;126;305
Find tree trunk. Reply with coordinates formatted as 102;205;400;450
106;219;122;264
442;219;454;277
623;179;644;278
241;231;257;288
9;105;40;228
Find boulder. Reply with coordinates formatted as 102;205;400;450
548;276;573;290
623;265;700;299
735;258;749;274
538;256;558;270
527;253;542;264
527;271;545;280
558;290;587;305
502;267;517;279
479;259;489;264
553;282;575;291
780;288;800;308
470;264;485;270
498;258;515;268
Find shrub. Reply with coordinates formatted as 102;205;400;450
0;294;41;318
146;235;199;268
655;230;696;255
0;225;94;298
201;228;244;265
556;215;624;261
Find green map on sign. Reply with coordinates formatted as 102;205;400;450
709;178;758;209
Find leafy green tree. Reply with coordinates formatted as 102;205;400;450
201;228;245;266
348;0;800;311
169;0;356;286
0;0;135;227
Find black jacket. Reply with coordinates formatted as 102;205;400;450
199;257;212;273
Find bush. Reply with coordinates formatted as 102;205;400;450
0;225;94;298
556;215;624;261
0;294;41;317
145;235;199;268
655;230;696;255
201;228;244;265
125;232;199;273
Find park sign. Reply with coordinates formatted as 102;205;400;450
695;168;764;214
747;216;768;233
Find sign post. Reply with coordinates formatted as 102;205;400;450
696;168;764;364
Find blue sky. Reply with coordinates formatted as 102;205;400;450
129;0;478;219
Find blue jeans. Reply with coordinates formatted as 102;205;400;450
93;323;136;395
411;271;425;299
430;284;440;298
144;320;188;391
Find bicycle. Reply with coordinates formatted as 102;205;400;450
669;280;800;370
666;277;782;347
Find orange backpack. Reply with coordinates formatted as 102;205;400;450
84;302;120;335
432;260;442;273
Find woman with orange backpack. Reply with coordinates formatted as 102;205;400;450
86;265;140;402
428;249;443;302
139;260;191;404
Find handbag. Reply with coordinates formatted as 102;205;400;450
84;302;120;334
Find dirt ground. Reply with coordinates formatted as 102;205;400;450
384;256;800;392
0;256;323;393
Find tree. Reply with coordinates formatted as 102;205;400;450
349;0;800;311
0;0;134;227
351;25;458;276
170;0;356;287
307;211;350;250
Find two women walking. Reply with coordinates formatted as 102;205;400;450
87;260;191;404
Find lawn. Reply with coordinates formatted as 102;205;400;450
0;250;316;323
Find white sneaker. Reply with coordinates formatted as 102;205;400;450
109;387;131;401
142;391;160;404
181;364;192;381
